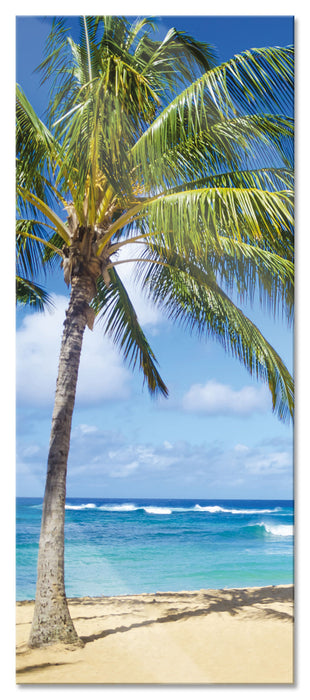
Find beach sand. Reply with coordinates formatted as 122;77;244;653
16;584;293;684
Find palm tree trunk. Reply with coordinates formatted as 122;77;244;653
28;273;95;647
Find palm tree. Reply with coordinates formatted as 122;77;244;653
16;16;294;647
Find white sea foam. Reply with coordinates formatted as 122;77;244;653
36;501;284;517
144;507;172;515
194;505;225;513
98;504;138;512
258;522;293;537
65;503;96;510
193;504;279;515
229;508;279;514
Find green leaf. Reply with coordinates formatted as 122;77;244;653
16;276;54;311
133;186;293;260
92;268;168;397
137;255;293;421
132;45;293;188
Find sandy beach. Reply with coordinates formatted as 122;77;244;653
16;584;293;684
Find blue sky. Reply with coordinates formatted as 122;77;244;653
16;14;294;500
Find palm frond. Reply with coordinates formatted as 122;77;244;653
36;17;79;128
17;188;71;245
16;85;58;201
166;167;294;196
132;113;293;193
128;231;293;325
211;236;294;321
42;231;66;264
16;276;54;311
132;45;293;186
136;256;293;421
37;15;216;156
92;268;168;397
133;24;216;99
130;187;293;261
16;219;58;279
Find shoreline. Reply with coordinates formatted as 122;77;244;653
16;580;294;605
16;579;294;607
16;584;294;684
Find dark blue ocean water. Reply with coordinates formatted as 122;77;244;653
16;498;294;600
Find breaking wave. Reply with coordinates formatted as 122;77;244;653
59;502;284;516
98;504;138;512
143;507;172;515
65;503;97;510
258;522;293;537
193;504;280;515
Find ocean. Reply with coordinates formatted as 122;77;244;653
16;498;294;601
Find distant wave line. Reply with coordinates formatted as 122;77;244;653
61;503;284;515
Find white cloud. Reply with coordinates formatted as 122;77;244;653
16;295;131;407
163;440;173;450
66;428;220;483
234;443;249;453
16;248;166;408
78;424;99;435
110;460;140;478
22;444;40;457
17;419;293;498
182;380;270;416
66;427;292;491
104;442;178;478
244;450;292;475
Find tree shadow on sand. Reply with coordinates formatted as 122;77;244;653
79;585;293;645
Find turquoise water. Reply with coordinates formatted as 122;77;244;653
16;498;294;600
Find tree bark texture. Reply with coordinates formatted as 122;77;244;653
28;274;95;647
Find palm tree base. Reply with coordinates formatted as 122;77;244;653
28;609;84;648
